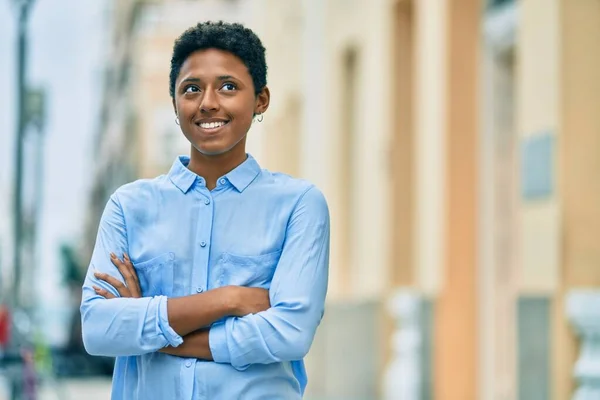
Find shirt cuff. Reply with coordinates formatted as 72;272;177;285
209;322;231;364
157;296;183;348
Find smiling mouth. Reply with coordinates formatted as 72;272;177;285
195;120;230;131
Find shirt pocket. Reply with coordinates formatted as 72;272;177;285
133;252;175;297
217;250;282;289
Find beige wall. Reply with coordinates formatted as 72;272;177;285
517;0;561;294
258;0;303;178
560;0;600;288
413;0;448;296
555;1;600;398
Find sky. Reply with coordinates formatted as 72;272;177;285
0;0;108;345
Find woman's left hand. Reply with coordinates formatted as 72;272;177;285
93;253;142;299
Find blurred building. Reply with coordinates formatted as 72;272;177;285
267;0;600;399
83;0;600;399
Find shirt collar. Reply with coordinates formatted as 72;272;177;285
168;156;198;193
223;154;261;192
168;154;261;194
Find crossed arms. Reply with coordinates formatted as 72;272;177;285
80;187;330;369
90;252;271;360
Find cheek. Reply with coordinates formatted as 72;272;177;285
177;101;197;118
235;111;254;127
230;100;257;125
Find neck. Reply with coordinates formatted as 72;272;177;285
187;146;247;190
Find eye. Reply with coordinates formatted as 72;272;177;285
221;83;237;91
184;85;200;94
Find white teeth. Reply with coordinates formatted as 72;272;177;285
199;121;226;129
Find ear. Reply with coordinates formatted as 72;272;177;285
172;98;178;116
254;86;270;115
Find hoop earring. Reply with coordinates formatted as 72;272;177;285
175;116;180;126
256;113;264;123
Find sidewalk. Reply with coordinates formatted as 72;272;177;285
38;378;112;400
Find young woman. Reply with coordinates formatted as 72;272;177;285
80;21;330;399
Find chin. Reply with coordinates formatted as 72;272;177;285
191;134;247;157
193;143;236;157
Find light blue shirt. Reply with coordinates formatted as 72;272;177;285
80;155;330;399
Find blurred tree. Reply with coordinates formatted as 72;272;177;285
59;243;84;353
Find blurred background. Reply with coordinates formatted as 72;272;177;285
1;0;599;399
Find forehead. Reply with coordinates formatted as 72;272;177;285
177;48;251;82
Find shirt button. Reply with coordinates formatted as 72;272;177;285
196;287;204;293
219;178;226;185
200;241;207;247
185;360;192;368
204;198;210;205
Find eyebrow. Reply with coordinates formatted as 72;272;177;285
179;75;239;86
217;75;239;81
180;77;201;85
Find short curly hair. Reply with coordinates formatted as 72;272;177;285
169;21;267;98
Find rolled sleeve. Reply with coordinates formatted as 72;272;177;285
208;322;231;364
158;297;183;348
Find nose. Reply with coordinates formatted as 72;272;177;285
199;88;219;113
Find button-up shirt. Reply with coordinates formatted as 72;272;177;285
80;155;330;399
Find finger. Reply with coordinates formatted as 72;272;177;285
123;253;142;298
93;285;116;299
94;271;131;297
122;253;139;284
110;253;137;293
110;253;131;280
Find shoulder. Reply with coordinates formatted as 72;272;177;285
110;175;170;208
257;170;329;214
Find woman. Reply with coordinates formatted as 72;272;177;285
80;21;330;399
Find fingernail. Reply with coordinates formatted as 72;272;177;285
92;286;100;291
123;253;128;259
110;253;116;258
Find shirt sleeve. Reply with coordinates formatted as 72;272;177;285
208;186;330;369
80;193;183;357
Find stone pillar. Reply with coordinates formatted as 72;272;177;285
435;0;480;398
383;289;423;400
566;291;600;400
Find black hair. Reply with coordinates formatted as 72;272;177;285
169;21;267;98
